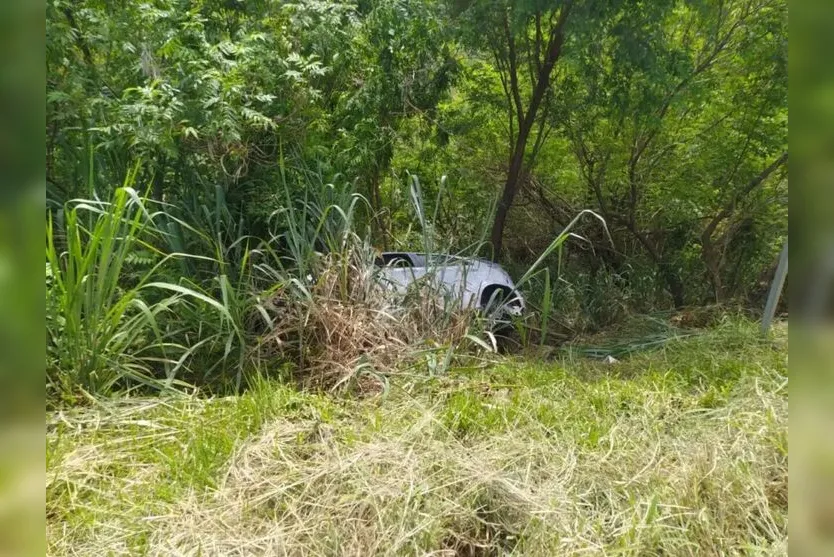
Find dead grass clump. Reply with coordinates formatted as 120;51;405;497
261;249;477;392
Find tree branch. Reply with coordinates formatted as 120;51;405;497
503;10;525;127
489;42;517;151
701;152;788;242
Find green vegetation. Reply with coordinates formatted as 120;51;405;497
48;0;787;320
47;320;787;555
46;1;788;554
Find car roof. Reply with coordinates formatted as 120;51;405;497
380;251;495;265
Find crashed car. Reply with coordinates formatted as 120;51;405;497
374;251;525;321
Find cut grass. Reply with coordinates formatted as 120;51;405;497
46;318;787;556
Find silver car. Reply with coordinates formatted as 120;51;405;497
374;252;525;319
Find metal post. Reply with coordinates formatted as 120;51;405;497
761;239;788;335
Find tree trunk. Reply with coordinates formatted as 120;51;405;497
659;260;686;309
151;154;167;202
629;224;686;308
488;4;572;261
701;236;725;302
490;128;532;259
699;151;787;302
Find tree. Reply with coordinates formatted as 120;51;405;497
46;0;453;236
557;0;787;307
450;0;576;259
331;0;455;244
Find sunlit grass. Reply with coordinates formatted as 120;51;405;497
46;318;787;556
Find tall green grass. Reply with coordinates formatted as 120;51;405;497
46;180;248;400
46;183;179;399
46;169;401;399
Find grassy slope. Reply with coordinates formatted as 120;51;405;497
46;319;787;556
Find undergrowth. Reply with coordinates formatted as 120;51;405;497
46;178;607;401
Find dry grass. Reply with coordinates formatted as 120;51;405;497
46;319;787;556
261;250;477;393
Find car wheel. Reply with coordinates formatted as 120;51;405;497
480;285;521;329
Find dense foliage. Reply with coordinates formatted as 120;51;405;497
46;0;787;396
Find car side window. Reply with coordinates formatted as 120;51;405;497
381;253;414;267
